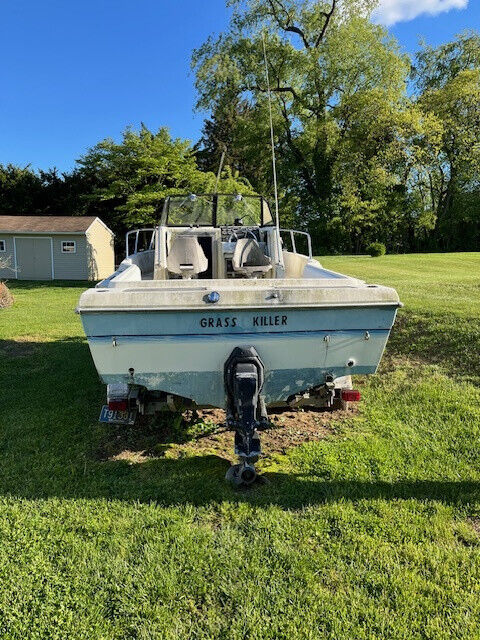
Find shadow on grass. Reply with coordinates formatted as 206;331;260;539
0;335;479;509
386;309;480;384
6;279;93;290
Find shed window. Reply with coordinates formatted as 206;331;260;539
0;240;5;252
62;241;76;254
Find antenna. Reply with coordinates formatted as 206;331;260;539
214;146;226;194
262;32;284;270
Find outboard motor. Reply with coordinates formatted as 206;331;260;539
224;346;268;486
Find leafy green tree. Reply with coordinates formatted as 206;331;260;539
36;167;101;216
414;32;480;250
197;93;273;196
0;163;101;218
193;0;421;252
77;124;253;231
0;164;43;214
413;30;480;92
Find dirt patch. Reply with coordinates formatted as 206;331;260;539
0;338;38;358
455;518;480;548
110;449;153;465
469;518;480;535
99;406;355;465
193;408;341;457
0;283;13;309
379;353;432;374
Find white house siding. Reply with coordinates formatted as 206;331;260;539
86;220;115;280
52;234;89;280
0;217;115;281
1;234;89;281
0;235;16;280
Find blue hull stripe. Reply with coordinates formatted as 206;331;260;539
81;306;398;337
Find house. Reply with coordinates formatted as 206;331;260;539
0;216;114;281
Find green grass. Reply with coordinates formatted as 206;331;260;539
0;254;479;639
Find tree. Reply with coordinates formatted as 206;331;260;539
0;127;254;243
0;164;43;214
77;124;253;233
197;93;273;195
0;163;101;218
36;168;97;217
413;32;480;250
413;30;480;92
193;0;420;252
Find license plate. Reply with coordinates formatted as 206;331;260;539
99;405;137;425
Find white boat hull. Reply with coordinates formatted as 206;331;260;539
81;304;398;407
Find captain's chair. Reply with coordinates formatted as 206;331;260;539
232;237;272;278
167;235;208;279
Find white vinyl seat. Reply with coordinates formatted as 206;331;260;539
232;238;272;278
167;235;208;279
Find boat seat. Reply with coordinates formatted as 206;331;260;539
232;237;272;278
167;234;209;279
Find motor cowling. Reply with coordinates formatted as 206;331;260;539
224;346;266;461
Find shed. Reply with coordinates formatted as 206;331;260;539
0;216;115;281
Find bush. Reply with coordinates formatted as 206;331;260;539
367;242;386;257
0;282;14;309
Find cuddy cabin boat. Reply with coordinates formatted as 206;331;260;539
77;194;401;484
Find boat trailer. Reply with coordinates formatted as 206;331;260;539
100;346;360;488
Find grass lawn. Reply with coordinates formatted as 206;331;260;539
0;253;479;639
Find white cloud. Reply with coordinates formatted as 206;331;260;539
373;0;468;26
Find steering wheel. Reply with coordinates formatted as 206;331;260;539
228;229;259;244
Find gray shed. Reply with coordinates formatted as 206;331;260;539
0;216;115;281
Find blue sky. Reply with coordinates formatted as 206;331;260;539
0;0;477;172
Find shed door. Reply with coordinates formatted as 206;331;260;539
15;237;53;280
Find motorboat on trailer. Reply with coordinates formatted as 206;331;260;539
77;194;401;485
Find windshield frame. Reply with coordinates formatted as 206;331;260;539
161;194;274;228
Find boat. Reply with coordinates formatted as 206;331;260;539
77;193;401;485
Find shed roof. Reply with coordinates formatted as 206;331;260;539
0;216;112;235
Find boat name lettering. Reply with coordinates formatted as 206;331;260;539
200;317;238;328
252;315;288;327
199;315;288;329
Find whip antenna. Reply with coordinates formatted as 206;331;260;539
214;146;226;194
262;32;284;269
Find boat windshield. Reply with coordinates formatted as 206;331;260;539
162;194;273;227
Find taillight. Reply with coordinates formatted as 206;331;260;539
341;390;361;402
108;400;128;411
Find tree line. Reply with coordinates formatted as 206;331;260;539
1;0;479;255
0;128;253;251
